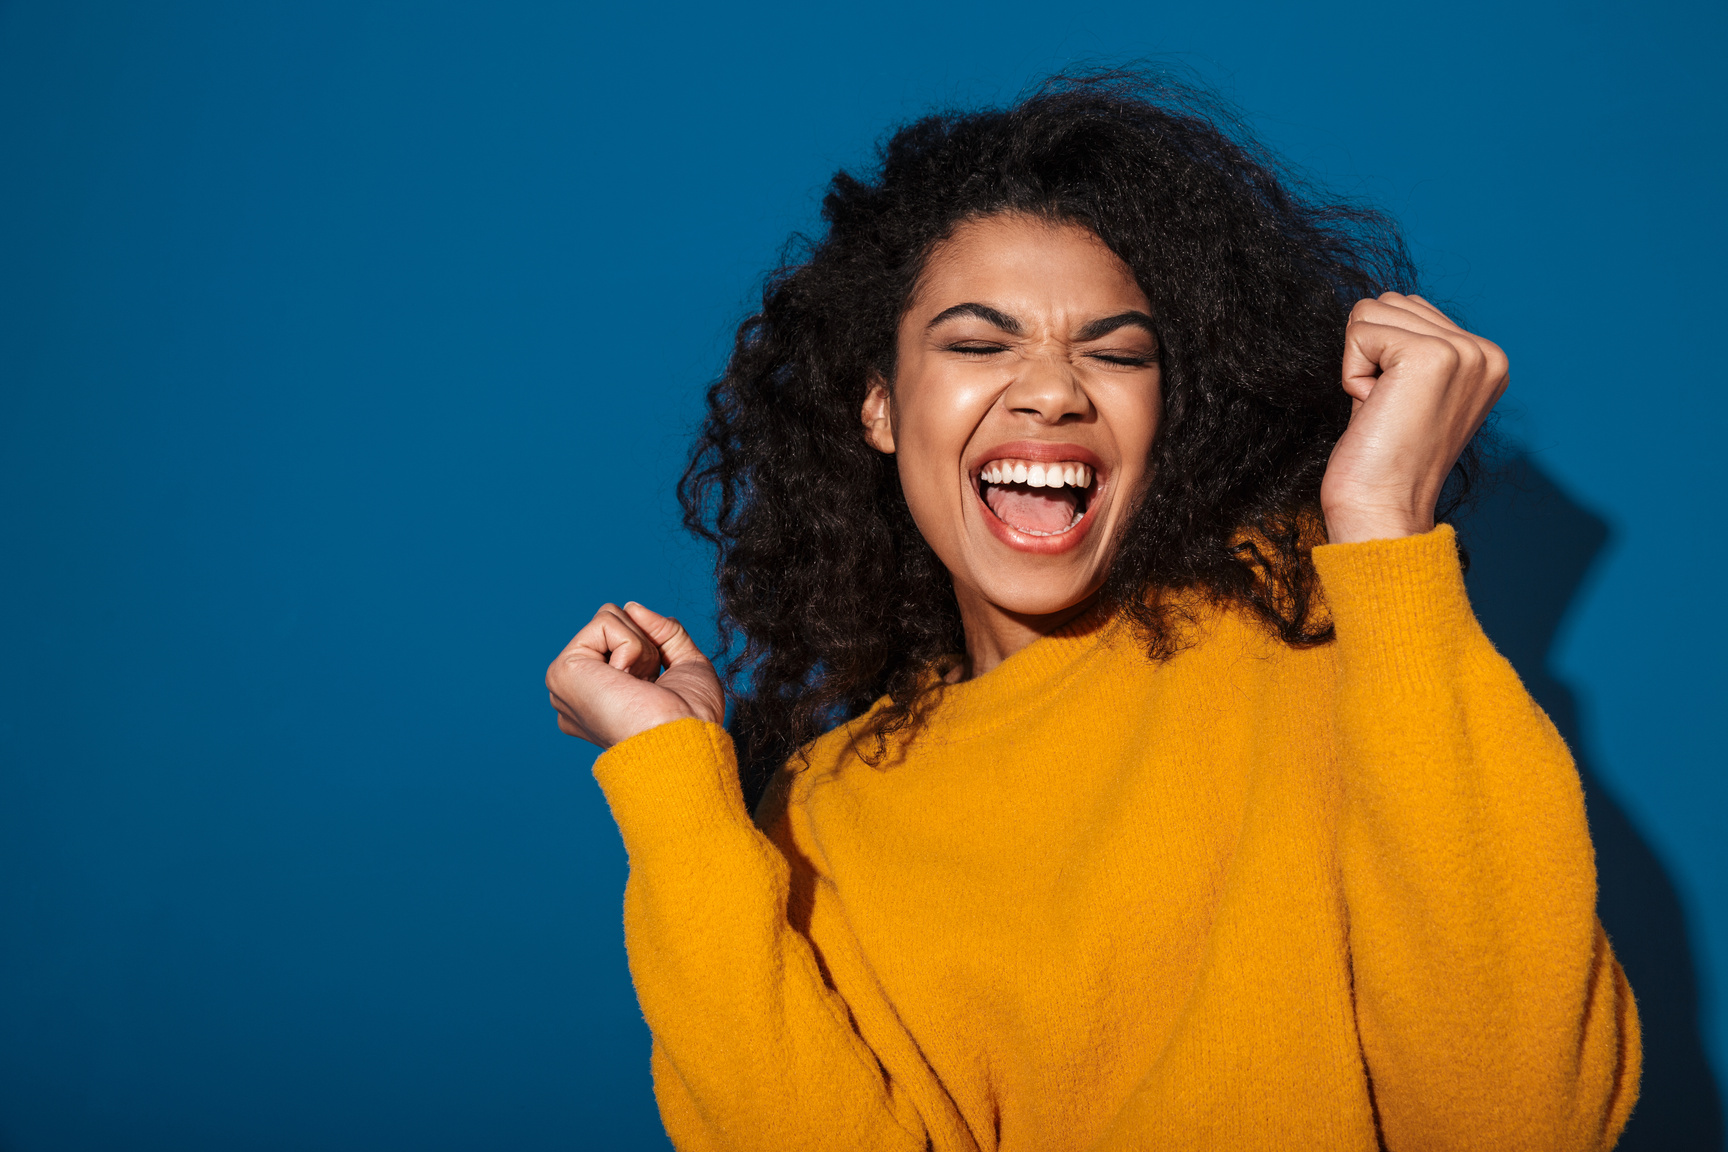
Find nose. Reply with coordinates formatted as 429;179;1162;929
1001;353;1091;425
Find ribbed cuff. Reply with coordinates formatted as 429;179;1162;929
1311;523;1476;696
592;718;749;852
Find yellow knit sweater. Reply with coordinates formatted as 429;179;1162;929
593;526;1640;1151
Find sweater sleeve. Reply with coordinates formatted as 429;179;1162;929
1311;525;1641;1151
592;718;976;1152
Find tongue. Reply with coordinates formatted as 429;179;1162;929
986;485;1079;534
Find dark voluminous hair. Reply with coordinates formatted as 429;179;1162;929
680;69;1474;807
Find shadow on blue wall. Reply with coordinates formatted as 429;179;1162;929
1460;452;1723;1148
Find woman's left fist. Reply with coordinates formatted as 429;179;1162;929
1321;292;1508;544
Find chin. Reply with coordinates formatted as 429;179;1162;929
979;573;1101;619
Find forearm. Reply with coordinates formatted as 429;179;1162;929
1314;527;1639;1150
595;719;949;1152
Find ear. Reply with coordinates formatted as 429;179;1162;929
860;377;896;454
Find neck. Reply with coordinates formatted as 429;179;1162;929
951;586;1100;681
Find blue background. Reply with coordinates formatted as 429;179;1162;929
1;1;1722;1148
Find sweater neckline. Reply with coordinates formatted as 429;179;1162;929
905;606;1125;744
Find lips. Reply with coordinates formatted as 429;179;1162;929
971;441;1105;555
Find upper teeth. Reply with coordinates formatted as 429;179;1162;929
979;460;1093;488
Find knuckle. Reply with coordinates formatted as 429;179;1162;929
1423;339;1462;369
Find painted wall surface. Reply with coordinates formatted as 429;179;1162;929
0;1;1721;1148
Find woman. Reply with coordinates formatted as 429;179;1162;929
546;74;1640;1150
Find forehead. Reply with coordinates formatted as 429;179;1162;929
910;212;1149;319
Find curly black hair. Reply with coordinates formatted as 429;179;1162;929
679;69;1475;807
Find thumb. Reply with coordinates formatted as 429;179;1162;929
621;602;709;668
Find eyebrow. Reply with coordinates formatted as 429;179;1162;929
924;303;1158;344
925;303;1022;334
1075;311;1159;342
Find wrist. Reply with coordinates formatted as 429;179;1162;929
1322;502;1433;544
604;703;701;750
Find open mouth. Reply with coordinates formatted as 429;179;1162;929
976;458;1097;537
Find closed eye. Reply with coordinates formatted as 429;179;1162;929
1089;352;1158;367
945;342;1010;356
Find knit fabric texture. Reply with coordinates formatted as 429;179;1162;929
593;525;1641;1151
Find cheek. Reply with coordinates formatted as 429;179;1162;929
1110;377;1163;482
891;374;993;496
893;437;965;541
887;400;987;558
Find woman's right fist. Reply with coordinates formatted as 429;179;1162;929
545;601;724;750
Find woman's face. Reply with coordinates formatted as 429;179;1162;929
862;212;1162;622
